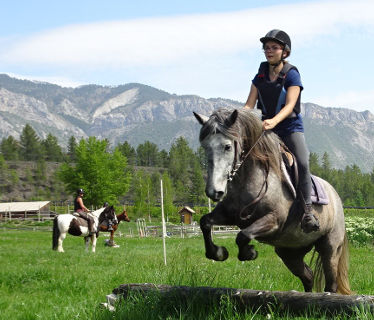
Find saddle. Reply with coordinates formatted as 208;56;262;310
72;212;99;234
281;147;329;205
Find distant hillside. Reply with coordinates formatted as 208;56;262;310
0;74;373;171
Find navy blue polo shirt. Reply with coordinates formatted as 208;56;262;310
252;68;305;138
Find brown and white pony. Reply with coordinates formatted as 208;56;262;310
99;208;130;246
52;206;116;253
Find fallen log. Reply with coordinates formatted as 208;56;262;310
109;283;374;315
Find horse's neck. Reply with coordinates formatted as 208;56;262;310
90;208;105;218
117;213;127;222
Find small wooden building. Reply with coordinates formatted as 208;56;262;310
0;201;51;220
178;206;195;224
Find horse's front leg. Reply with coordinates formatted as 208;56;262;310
236;213;279;261
91;234;97;253
109;231;115;246
84;236;90;252
200;205;233;261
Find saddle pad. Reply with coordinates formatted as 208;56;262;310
311;175;329;205
281;162;328;205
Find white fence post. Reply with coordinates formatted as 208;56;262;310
160;179;167;266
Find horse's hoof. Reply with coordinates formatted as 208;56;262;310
206;246;229;261
238;245;258;261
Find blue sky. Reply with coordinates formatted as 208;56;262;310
1;0;374;113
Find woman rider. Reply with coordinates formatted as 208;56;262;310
244;29;319;233
74;188;96;235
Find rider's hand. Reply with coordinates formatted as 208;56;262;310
262;118;278;131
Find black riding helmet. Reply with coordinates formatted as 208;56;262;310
77;188;84;195
260;29;291;64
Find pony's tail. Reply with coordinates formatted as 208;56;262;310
52;216;60;250
336;233;350;295
313;233;351;295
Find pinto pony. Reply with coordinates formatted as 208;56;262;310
99;208;130;246
52;206;117;252
194;108;350;294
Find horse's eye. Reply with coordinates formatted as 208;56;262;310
224;145;232;152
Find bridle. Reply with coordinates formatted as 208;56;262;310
226;130;270;220
228;130;266;181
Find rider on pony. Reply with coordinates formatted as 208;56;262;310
244;29;319;233
74;188;96;235
103;202;114;231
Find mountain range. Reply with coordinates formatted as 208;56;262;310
0;73;373;172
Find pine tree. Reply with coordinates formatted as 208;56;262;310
168;137;195;203
67;136;77;162
41;134;63;162
0;136;20;160
136;141;159;166
115;141;136;165
19;124;42;161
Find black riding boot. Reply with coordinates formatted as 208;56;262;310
301;203;320;233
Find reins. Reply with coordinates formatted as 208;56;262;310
228;130;266;181
226;130;270;220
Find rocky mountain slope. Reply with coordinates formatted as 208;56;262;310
0;74;373;171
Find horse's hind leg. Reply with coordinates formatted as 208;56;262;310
275;246;314;292
315;235;347;293
58;233;66;252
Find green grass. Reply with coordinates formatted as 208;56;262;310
0;228;374;319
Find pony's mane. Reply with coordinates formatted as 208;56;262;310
199;108;282;178
91;207;106;218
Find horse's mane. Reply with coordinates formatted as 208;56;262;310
199;108;283;178
90;207;106;218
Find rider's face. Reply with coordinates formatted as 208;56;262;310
263;41;284;64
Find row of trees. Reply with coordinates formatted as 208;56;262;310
1;124;374;212
310;152;374;207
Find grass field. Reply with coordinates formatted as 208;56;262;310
1;222;374;319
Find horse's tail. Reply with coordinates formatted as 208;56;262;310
336;233;350;295
313;233;351;295
52;216;60;250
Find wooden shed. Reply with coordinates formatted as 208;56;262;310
178;206;195;224
0;201;51;220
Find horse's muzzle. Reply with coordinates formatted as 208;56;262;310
206;189;225;202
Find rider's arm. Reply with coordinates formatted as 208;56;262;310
262;86;300;131
244;84;258;109
77;197;90;212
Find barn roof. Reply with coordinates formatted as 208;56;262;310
178;206;195;214
0;201;51;213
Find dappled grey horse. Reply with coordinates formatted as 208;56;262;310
194;108;350;294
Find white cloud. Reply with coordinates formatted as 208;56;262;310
1;0;374;68
6;73;84;88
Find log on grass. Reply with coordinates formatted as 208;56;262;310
112;283;374;315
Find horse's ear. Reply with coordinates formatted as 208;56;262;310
225;109;238;128
193;112;209;125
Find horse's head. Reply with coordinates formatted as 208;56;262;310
117;208;130;222
194;109;239;202
195;108;283;203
